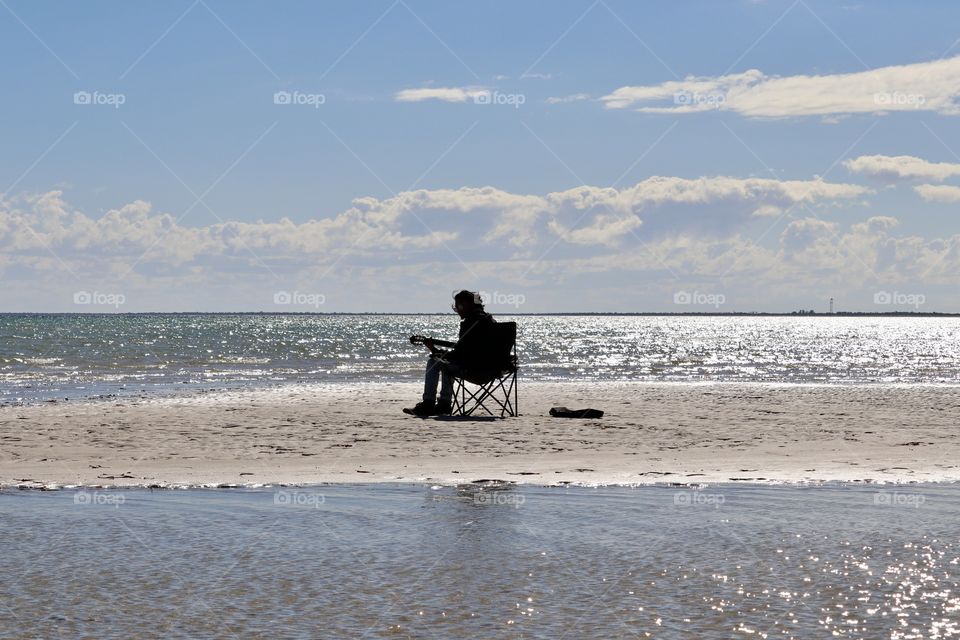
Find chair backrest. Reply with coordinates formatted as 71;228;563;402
492;321;517;369
457;321;517;385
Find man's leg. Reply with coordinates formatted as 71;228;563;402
438;361;467;410
439;362;454;405
422;354;443;403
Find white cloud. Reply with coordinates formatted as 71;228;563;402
487;176;869;247
915;184;960;202
752;204;783;217
618;175;869;207
547;213;643;246
0;175;903;311
844;154;960;182
781;217;838;255
487;213;960;296
394;86;488;103
0;190;463;267
600;56;960;118
546;93;591;104
0;176;868;270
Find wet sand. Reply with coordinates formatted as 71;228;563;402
5;484;960;638
2;381;959;488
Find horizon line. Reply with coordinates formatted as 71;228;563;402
1;311;957;317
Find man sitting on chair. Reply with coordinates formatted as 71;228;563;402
404;290;496;417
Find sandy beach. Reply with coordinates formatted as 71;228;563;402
2;381;958;489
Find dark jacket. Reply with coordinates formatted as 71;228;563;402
446;310;496;368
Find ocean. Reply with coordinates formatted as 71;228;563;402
3;313;960;405
5;313;960;638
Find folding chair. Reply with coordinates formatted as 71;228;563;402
451;321;518;418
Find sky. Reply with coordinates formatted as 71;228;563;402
2;0;960;313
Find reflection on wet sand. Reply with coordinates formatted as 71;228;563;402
2;483;958;638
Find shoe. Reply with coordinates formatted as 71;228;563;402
436;400;453;415
403;401;436;417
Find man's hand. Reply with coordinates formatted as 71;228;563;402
424;339;450;357
423;338;447;356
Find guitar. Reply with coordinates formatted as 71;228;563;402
409;334;456;351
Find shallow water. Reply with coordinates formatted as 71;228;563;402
2;314;960;404
1;483;958;638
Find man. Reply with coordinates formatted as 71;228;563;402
404;290;497;416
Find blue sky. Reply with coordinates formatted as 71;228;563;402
2;0;960;312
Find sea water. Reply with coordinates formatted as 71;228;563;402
5;314;960;638
1;483;957;639
3;313;960;404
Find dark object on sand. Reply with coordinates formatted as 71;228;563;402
549;406;604;419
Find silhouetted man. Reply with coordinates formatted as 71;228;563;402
404;290;496;416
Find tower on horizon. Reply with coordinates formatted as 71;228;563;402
829;297;834;314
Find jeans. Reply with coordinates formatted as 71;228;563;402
423;354;466;403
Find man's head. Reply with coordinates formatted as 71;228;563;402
452;290;483;318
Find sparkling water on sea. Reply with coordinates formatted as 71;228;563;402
2;314;960;404
1;483;958;639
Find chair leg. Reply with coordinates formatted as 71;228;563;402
463;383;492;416
465;378;513;417
474;383;504;417
499;372;516;418
452;377;467;416
449;370;519;418
453;379;481;416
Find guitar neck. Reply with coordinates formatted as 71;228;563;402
411;335;457;348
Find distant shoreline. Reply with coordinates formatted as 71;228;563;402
2;311;959;317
